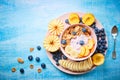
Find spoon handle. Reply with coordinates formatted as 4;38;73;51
112;39;116;59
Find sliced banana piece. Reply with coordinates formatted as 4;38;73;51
59;57;93;72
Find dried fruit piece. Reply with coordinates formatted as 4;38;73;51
82;13;95;26
17;58;24;64
38;68;42;73
48;19;64;35
43;35;60;52
30;48;34;52
11;68;16;72
30;64;34;69
92;53;105;66
68;13;80;24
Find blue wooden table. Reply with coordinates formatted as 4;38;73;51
0;0;120;80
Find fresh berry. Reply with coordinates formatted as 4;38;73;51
20;68;24;74
98;43;101;47
56;62;59;66
80;17;82;23
101;36;105;40
28;55;33;61
41;63;46;69
94;27;99;34
103;46;107;50
72;31;76;35
63;55;67;60
100;28;104;32
65;19;69;24
82;28;87;32
91;24;96;29
79;40;84;45
37;46;41;51
61;39;66;44
54;58;59;62
36;57;40;62
101;33;105;37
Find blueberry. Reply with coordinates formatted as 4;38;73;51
53;55;56;60
37;46;41;51
103;46;107;50
20;68;24;74
91;24;96;29
100;28;104;32
63;55;67;60
41;63;46;69
80;17;82;23
65;19;69;24
101;36;105;40
54;58;59;62
36;57;40;62
101;33;105;37
94;27;99;34
72;31;76;35
96;33;99;37
99;46;104;50
28;55;33;61
98;43;101;47
82;28;87;32
79;40;84;45
56;62;59;66
61;39;66;44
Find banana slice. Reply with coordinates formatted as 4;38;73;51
87;39;95;49
59;57;93;72
84;46;90;56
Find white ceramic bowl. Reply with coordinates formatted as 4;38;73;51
60;24;97;61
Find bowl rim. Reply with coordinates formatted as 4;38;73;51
60;23;97;61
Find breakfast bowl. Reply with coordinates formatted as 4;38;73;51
60;24;97;61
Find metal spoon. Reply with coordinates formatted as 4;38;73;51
111;25;118;59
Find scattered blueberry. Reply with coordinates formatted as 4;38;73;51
20;68;24;74
82;28;87;32
37;46;41;51
41;63;46;69
36;57;40;62
56;62;59;66
65;19;69;24
72;31;76;35
79;40;84;45
61;39;66;44
63;55;67;60
28;55;33;61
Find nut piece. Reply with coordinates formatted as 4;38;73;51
37;68;42;73
11;68;16;72
30;48;34;52
30;64;34;69
17;58;24;64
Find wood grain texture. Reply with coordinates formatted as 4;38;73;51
0;0;120;80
